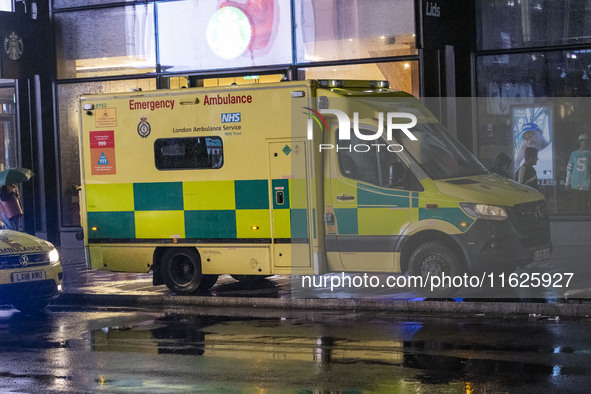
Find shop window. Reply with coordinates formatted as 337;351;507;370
54;4;156;79
0;86;17;170
53;0;138;8
156;0;292;72
478;0;591;50
300;61;420;97
155;137;223;170
295;0;417;64
202;74;284;87
476;51;591;215
57;78;156;227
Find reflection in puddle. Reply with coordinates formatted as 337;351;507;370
89;313;591;391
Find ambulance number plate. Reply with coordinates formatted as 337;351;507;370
11;270;47;283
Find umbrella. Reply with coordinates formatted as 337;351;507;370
0;167;34;186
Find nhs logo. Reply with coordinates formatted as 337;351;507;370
221;112;241;123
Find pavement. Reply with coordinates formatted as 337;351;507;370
52;243;591;318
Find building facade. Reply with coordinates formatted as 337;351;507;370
0;0;588;245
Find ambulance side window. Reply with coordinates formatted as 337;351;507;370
154;137;223;170
337;129;380;185
337;129;419;190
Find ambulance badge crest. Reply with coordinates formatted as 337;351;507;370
137;115;151;138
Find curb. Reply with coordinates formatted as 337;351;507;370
54;293;591;318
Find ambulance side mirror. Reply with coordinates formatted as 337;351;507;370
388;162;409;188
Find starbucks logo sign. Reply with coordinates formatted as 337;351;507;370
4;32;23;61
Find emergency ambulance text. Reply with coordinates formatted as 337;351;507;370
129;99;175;111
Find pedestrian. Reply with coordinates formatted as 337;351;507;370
490;152;512;178
515;147;538;189
0;183;23;231
565;133;591;212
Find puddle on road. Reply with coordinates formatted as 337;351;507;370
88;314;591;390
3;308;590;392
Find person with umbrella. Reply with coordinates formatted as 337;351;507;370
1;183;23;230
0;167;34;231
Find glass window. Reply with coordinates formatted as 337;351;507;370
394;123;488;180
55;4;155;79
157;0;292;72
155;137;223;170
476;50;591;215
0;86;17;170
337;129;418;189
478;0;591;50
338;130;380;185
202;74;284;87
0;0;11;11
53;0;137;9
295;0;417;63
57;78;156;227
300;61;420;97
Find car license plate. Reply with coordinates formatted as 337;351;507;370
534;248;550;261
11;270;47;283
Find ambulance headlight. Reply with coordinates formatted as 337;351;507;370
460;203;508;221
49;248;60;265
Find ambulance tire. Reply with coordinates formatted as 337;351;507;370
408;241;462;298
161;248;203;295
231;275;269;283
197;275;219;292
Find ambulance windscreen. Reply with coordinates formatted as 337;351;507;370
392;124;487;180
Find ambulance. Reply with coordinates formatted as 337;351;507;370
0;229;62;312
78;80;551;296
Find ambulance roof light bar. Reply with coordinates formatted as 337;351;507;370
317;79;389;89
318;80;345;88
370;80;389;88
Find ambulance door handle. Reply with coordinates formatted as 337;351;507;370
336;194;355;201
276;191;284;205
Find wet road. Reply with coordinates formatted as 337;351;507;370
1;307;591;392
59;244;591;301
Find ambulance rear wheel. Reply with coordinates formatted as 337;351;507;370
408;241;462;298
161;248;203;295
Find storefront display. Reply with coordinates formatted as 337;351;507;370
476;0;591;216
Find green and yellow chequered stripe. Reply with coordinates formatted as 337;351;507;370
332;183;474;235
85;180;308;241
86;179;473;241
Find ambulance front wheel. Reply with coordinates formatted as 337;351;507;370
198;275;219;292
161;248;204;295
408;241;463;298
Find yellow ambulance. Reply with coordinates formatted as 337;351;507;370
78;80;551;295
0;229;62;312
